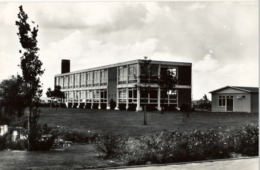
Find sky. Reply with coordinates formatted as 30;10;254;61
0;1;258;100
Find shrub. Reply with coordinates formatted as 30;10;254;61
188;129;229;160
56;129;98;144
95;133;126;159
113;125;258;165
0;134;7;150
228;124;258;156
5;139;28;150
109;99;116;110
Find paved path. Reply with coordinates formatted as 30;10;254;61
113;158;259;170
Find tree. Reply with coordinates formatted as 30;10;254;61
15;5;44;150
135;57;152;125
158;68;178;114
46;85;65;108
0;75;26;117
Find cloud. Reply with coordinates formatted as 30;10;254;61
193;54;219;72
0;1;258;100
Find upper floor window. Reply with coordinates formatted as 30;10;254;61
93;71;100;86
86;72;93;86
118;66;127;84
80;73;86;87
100;69;108;85
128;65;137;83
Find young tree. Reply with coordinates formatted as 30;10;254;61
158;68;178;114
135;57;152;125
15;5;44;150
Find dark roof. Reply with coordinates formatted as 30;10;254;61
210;86;259;93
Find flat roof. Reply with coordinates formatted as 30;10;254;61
55;59;192;76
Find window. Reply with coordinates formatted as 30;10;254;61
86;72;93;87
118;66;127;84
118;88;127;103
219;96;225;106
86;90;93;102
100;70;108;85
60;77;64;89
128;88;137;103
100;90;107;103
75;74;80;88
93;90;100;102
69;75;74;88
128;65;137;83
93;71;100;86
80;73;86;87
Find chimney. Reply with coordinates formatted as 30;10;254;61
61;59;70;74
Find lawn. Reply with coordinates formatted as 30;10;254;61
0;108;258;169
39;107;258;136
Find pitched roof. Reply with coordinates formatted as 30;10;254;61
210;86;259;93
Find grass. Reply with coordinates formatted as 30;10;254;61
0;108;258;169
39;107;258;136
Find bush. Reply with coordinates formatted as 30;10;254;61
228;124;258;156
103;124;258;165
95;133;126;159
0;134;7;150
56;128;98;144
5;139;28;150
109;99;116;110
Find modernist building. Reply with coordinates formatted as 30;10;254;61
54;59;192;111
210;86;259;113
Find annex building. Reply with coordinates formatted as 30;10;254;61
54;59;192;111
210;86;259;113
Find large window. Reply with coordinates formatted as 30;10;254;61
86;72;93;87
80;73;86;87
100;69;108;86
86;90;93;103
93;90;100;102
128;88;137;103
93;71;100;86
75;74;80;88
69;75;74;88
128;65;137;84
219;96;225;106
60;77;64;89
118;88;127;103
64;76;68;89
118;66;127;84
100;90;107;103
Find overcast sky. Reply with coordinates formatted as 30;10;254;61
0;1;258;100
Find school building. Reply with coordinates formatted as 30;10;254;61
54;59;192;111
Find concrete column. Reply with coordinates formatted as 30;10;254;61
98;89;101;109
84;90;87;108
157;87;161;111
115;88;119;110
72;91;75;108
91;91;94;109
136;88;141;111
77;91;80;108
126;88;129;110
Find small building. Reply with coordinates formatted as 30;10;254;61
210;86;258;113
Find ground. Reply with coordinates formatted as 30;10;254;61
39;108;258;136
0;108;258;169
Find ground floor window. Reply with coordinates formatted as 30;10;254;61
128;88;137;103
100;90;107;103
219;96;226;106
118;88;127;103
